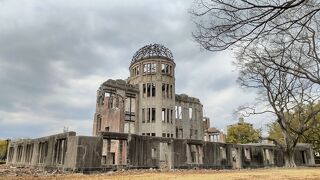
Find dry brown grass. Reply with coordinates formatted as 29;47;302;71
3;167;320;180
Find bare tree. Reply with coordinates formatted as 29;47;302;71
237;45;320;167
191;0;320;84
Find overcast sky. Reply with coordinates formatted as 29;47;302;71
0;0;273;139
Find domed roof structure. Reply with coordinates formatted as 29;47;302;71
131;44;174;64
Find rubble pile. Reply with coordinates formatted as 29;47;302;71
0;165;66;177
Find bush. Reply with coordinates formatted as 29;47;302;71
0;140;8;161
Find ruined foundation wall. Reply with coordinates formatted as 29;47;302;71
6;132;76;169
106;133;315;170
7;132;315;171
128;134;160;168
202;142;232;169
6;132;102;171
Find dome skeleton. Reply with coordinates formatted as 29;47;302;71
131;44;174;64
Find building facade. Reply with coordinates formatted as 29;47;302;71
93;44;204;140
203;117;226;143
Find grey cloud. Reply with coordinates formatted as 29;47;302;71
0;0;262;138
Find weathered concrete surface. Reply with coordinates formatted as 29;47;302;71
6;132;315;171
6;132;102;171
99;132;315;170
65;136;102;171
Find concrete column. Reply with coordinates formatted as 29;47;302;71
186;144;191;164
106;139;111;164
5;142;12;165
118;140;123;164
197;145;203;164
308;148;315;165
31;142;39;166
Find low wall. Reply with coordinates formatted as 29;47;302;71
6;132;315;171
6;132;102;171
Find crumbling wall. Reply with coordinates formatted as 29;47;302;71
172;139;187;168
240;145;276;168
175;94;204;140
6;132;76;169
273;149;285;167
92;79;139;136
6;132;102;171
7;132;315;171
128;134;160;168
63;136;102;171
294;144;315;166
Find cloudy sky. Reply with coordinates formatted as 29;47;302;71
0;0;272;139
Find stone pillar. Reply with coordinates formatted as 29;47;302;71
308;148;316;165
118;140;123;165
106;139;111;164
31;142;39;166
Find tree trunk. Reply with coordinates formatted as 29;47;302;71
283;150;296;167
282;130;297;167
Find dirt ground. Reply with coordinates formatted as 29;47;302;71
1;165;320;180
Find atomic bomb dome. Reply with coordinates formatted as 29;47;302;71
6;44;315;172
131;43;174;64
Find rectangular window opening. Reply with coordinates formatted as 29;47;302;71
151;148;157;159
143;84;146;97
165;64;169;74
162;84;166;98
175;106;178;119
147;63;151;73
143;64;147;73
175;128;178;138
151;83;156;97
151;108;156;123
162;108;165;122
142;109;145;123
245;148;251;160
167;108;170;123
161;64;166;73
178;106;182;119
147;108;150;123
220;147;227;159
147;83;151;97
151;63;156;73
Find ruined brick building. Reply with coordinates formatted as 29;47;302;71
6;44;316;171
92;44;205;165
93;44;204;139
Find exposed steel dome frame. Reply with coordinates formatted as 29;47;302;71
131;44;174;64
